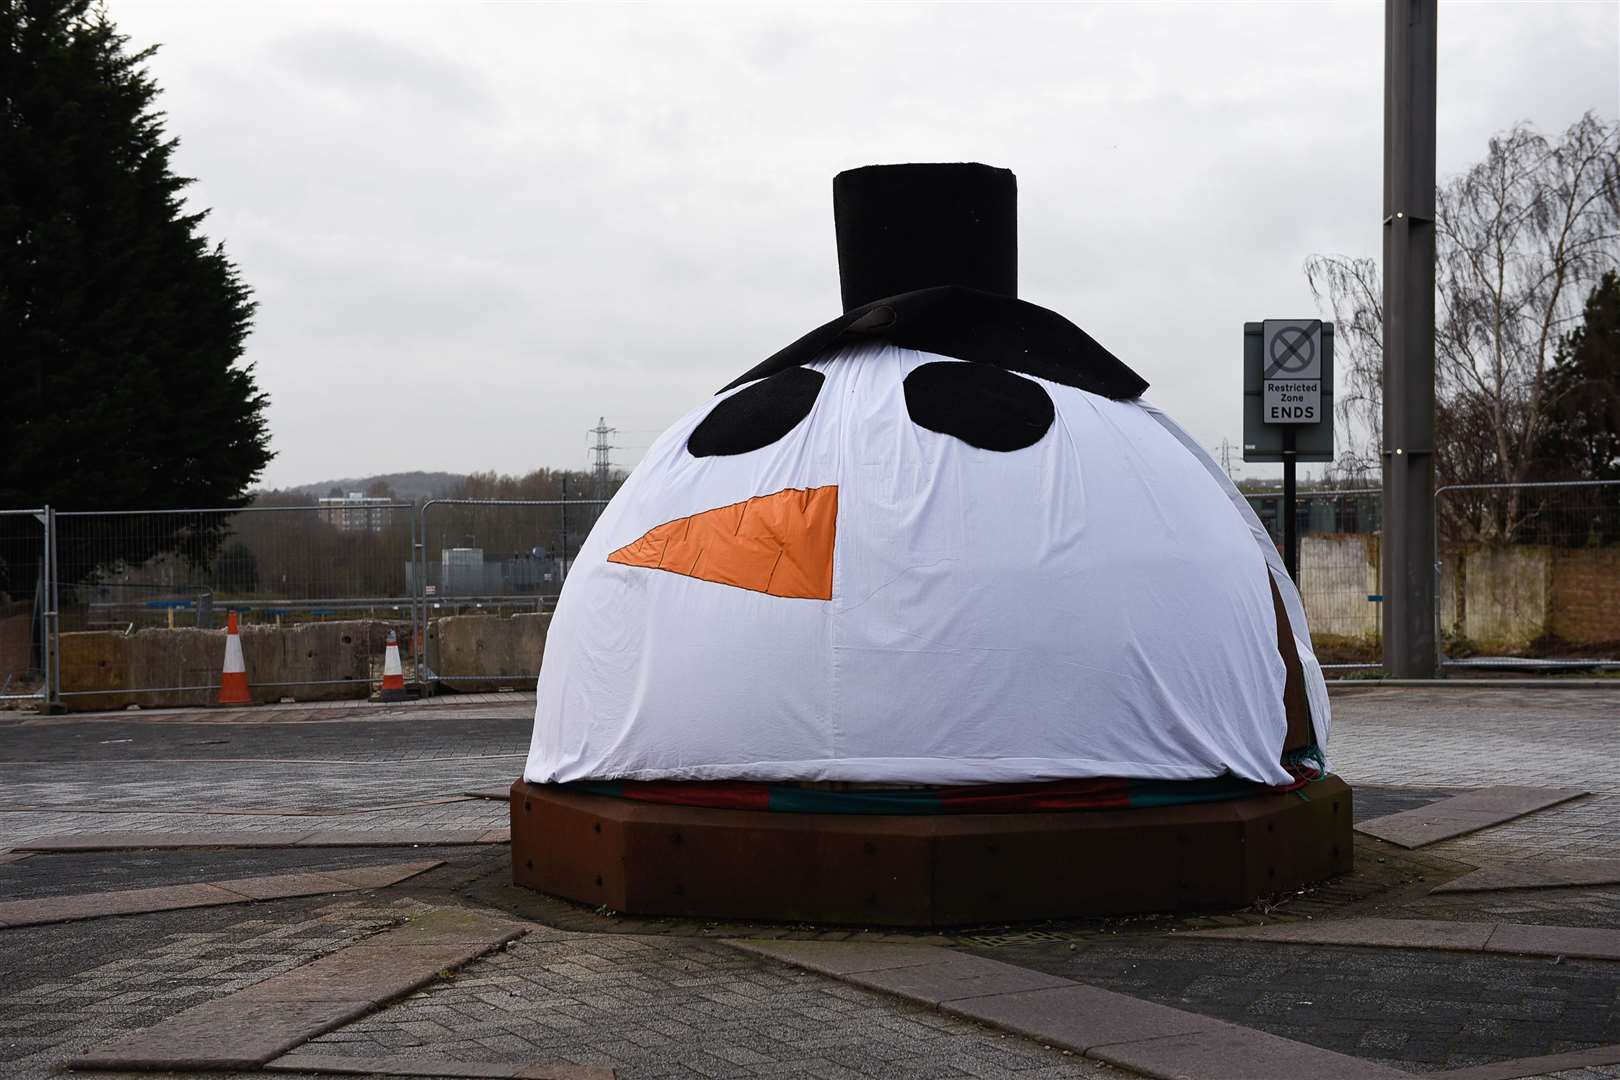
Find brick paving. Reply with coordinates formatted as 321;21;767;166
0;708;525;849
1328;687;1620;794
0;894;423;1080
2;685;1618;1079
303;929;1118;1079
966;936;1620;1073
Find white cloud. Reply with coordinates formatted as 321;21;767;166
114;0;1618;485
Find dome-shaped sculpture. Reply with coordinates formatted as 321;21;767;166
512;164;1350;925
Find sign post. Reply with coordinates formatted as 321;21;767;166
1243;321;1334;583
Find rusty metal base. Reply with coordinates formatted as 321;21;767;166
509;776;1353;927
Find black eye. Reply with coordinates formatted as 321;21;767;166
903;362;1053;451
688;366;825;457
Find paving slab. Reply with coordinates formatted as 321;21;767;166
296;829;491;846
1433;856;1620;893
729;938;955;975
233;942;492;1003
212;870;365;900
1089;1021;1417;1080
844;953;1074;1003
1187;916;1497;951
0;880;245;926
15;830;317;850
1485;922;1620;961
968;932;1620;1073
67;905;528;1071
269;1053;527;1077
311;860;444;891
1190;916;1620;961
943;982;1222;1051
268;1053;616;1079
1436;1044;1620;1080
0;861;443;926
385;905;531;946
16;830;501;851
67;997;375;1071
1355;786;1586;848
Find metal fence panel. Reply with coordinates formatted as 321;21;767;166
53;504;418;701
0;509;51;703
415;498;610;690
1435;480;1620;668
1244;490;1383;667
6;478;1615;707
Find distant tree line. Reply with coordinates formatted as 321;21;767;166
1308;113;1619;545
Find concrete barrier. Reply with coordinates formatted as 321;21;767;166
1456;545;1551;649
1298;535;1379;640
429;613;548;693
59;621;381;711
59;631;132;711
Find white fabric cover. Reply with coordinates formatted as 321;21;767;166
526;344;1330;787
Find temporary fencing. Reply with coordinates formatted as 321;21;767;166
50;503;416;703
0;508;55;703
1244;490;1383;667
54;503;417;631
4;479;1615;708
412;498;609;691
1434;480;1620;670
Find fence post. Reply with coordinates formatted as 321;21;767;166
411;503;424;694
42;505;63;714
416;499;436;698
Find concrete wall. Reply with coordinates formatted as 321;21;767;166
1449;545;1551;648
1438;544;1620;649
429;613;549;693
1295;538;1617;650
1298;535;1379;640
60;620;380;711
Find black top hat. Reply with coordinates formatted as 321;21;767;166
833;163;1017;312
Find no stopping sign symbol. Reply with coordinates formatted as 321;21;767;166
1267;324;1318;377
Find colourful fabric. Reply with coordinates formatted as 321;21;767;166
569;765;1323;816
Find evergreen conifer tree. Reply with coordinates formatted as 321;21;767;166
1;0;270;590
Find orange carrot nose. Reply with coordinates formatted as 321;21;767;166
607;486;837;600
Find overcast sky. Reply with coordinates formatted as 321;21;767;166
113;0;1618;488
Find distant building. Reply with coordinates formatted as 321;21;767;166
1243;489;1381;545
318;492;392;532
407;547;564;597
441;548;486;595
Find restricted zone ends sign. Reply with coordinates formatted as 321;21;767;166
1242;320;1333;463
1263;319;1322;423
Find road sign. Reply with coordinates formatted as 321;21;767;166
1262;320;1323;423
1243;319;1335;584
1243;321;1333;463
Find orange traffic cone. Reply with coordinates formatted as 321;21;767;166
217;610;253;706
380;629;408;702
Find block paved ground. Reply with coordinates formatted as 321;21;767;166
0;685;1617;1079
964;935;1620;1072
0;894;411;1079
301;929;1116;1079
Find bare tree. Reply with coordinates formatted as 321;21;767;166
1303;254;1383;483
1306;112;1619;537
